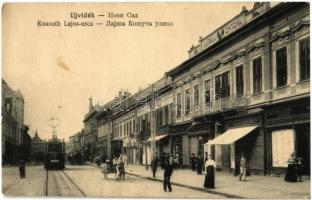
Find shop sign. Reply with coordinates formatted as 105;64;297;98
267;105;309;121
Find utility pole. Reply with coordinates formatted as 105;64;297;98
47;106;62;141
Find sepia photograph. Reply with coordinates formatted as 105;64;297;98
1;1;310;199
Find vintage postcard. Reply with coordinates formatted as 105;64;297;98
2;2;310;199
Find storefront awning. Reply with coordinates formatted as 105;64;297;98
146;134;168;142
206;125;258;145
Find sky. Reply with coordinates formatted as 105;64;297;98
2;2;255;141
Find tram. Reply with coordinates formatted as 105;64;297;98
44;138;65;170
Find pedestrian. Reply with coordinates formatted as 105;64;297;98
239;153;247;181
296;158;303;182
113;157;118;179
151;154;158;178
119;154;125;180
190;153;196;171
161;152;166;169
18;159;26;179
204;154;216;189
196;154;203;175
102;159;109;179
163;159;173;192
285;152;297;182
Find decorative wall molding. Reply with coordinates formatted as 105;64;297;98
291;19;310;39
271;26;290;50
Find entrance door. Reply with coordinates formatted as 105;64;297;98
296;124;310;175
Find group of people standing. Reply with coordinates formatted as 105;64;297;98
102;154;127;181
191;152;248;189
190;153;205;174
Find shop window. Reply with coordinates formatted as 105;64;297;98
176;93;182;118
215;72;230;98
253;57;262;94
204;80;211;108
272;129;295;167
299;37;310;81
194;85;199;111
236;65;244;97
185;89;190;115
276;47;288;87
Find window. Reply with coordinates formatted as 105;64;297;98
133;120;136;133
164;106;169;125
185;89;190;115
215;72;230;98
253;57;262;94
236;65;244;97
176;93;182;118
204;80;211;108
276;47;287;87
156;109;163;128
194;85;199;111
299;37;310;81
119;124;122;136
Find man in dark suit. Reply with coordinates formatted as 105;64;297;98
163;159;173;192
18;159;26;179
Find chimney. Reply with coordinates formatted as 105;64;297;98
89;97;93;111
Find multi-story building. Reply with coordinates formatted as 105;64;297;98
72;2;309;176
2;79;25;164
83;98;100;161
31;131;46;162
165;2;309;175
95;90;131;160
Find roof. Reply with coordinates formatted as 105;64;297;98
166;3;292;78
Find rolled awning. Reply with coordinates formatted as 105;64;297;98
206;125;258;145
146;134;168;142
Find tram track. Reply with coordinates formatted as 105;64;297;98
45;169;86;197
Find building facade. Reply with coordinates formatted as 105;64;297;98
31;131;46;162
2;79;25;164
83;98;100;161
70;2;309;176
166;2;310;174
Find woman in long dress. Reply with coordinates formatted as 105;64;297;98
204;154;216;189
284;152;297;182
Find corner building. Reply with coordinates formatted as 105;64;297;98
166;2;310;175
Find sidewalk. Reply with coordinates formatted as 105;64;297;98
125;164;310;199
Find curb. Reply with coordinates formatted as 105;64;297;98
126;172;244;199
86;163;243;198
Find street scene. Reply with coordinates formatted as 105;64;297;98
2;2;311;199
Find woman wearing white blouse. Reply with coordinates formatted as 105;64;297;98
203;154;216;189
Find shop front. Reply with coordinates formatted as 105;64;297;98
265;98;310;175
205;110;264;174
187;122;214;166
